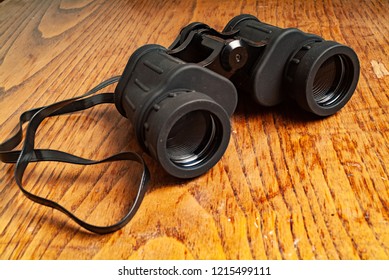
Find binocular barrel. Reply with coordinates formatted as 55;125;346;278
223;14;360;116
115;45;237;178
115;15;360;178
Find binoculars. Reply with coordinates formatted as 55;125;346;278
114;14;360;179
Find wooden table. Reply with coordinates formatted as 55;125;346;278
0;0;388;260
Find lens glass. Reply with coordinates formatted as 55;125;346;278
166;110;218;167
312;55;347;106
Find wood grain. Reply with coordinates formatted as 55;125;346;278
0;0;388;260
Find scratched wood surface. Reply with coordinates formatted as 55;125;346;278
0;0;388;260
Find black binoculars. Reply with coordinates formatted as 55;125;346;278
114;14;360;179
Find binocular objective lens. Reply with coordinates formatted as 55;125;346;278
312;55;347;107
142;91;232;178
288;42;359;116
166;110;217;167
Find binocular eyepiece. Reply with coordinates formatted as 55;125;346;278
114;14;360;178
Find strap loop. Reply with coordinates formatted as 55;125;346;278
0;77;150;234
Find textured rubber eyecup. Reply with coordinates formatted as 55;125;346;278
291;41;360;116
144;92;231;178
222;14;260;32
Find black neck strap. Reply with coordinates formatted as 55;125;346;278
0;77;150;234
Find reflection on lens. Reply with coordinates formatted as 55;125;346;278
312;55;350;107
166;110;217;167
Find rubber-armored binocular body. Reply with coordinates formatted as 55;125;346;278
114;14;360;179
